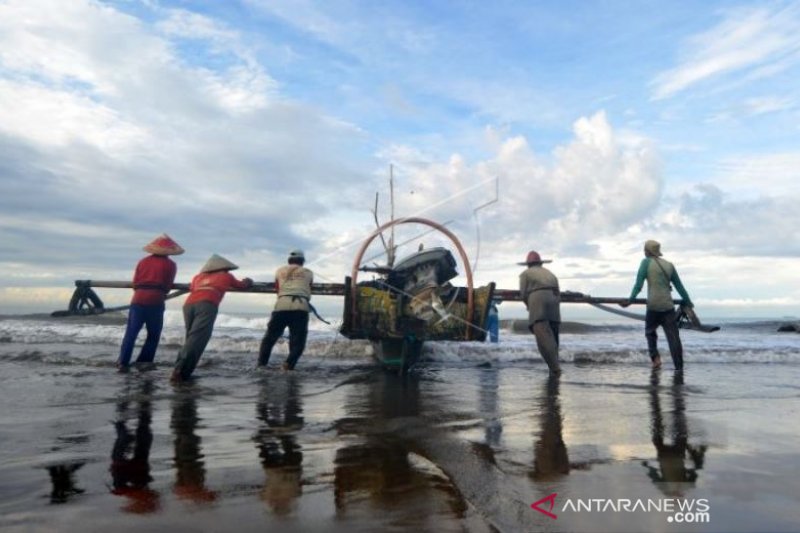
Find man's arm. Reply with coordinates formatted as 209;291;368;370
621;258;648;307
519;273;528;309
629;258;649;300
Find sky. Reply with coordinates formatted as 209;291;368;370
0;0;799;319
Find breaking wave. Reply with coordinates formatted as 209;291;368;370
0;312;797;368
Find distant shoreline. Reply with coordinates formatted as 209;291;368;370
500;318;598;334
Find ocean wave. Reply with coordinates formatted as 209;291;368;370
1;313;797;368
163;310;337;332
1;338;797;369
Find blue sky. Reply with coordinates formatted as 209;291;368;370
0;0;798;318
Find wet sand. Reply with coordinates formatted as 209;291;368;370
1;360;799;532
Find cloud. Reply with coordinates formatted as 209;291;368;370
709;152;800;197
0;80;148;150
0;0;797;318
502;110;662;254
0;0;374;286
704;95;797;124
371;111;662;260
245;0;565;132
637;183;800;258
651;4;800;100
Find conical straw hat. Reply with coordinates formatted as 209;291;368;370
200;254;239;273
143;233;184;255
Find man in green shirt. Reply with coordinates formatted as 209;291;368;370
622;240;693;370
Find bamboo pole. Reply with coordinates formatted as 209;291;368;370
74;281;669;304
74;280;348;296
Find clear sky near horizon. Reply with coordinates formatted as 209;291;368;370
0;0;798;319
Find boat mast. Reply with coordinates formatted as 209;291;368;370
388;164;396;267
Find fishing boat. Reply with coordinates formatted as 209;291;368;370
338;217;496;373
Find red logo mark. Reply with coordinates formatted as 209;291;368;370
531;493;558;519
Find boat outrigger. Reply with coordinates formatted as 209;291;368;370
52;214;719;373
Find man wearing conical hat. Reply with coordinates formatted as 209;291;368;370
172;254;252;382
621;240;693;370
118;234;184;371
518;250;562;375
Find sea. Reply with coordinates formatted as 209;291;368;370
1;310;797;371
1;311;799;532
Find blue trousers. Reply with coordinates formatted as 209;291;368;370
118;304;165;367
645;308;683;370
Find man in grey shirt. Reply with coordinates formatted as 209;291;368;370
519;250;561;375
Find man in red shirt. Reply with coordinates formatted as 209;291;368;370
172;254;252;382
118;234;184;371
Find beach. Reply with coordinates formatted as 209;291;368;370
1;312;799;532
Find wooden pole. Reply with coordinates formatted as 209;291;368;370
73;281;666;304
74;280;348;296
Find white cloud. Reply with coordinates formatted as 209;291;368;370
709;152;800;197
246;0;346;45
490;111;662;250
0;0;378;293
651;4;800;99
0;80;148;151
374;111;662;259
704;94;796;124
742;95;796;115
156;8;278;112
636;183;800;259
0;0;797;318
0;0;171;97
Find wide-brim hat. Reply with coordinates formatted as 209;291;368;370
517;250;552;265
143;233;184;256
200;254;239;273
644;240;663;257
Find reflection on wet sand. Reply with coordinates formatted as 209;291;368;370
643;370;708;496
171;386;217;505
333;372;469;526
253;375;304;516
109;377;159;514
479;367;502;448
531;374;570;482
47;462;85;504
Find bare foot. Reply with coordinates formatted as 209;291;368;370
651;356;662;369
